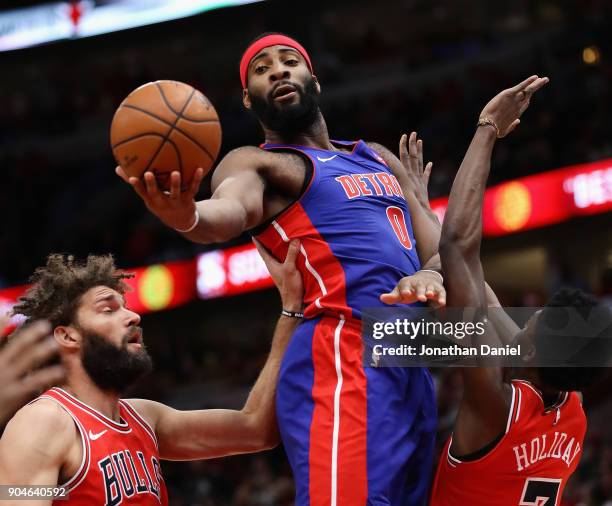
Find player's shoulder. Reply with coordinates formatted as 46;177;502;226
122;398;165;431
12;398;73;430
364;141;393;158
212;145;277;178
212;144;307;188
219;145;306;166
364;141;401;170
1;399;76;452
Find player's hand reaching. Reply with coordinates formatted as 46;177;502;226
0;319;66;426
399;131;433;207
254;239;304;312
116;166;205;231
380;270;446;307
479;75;549;138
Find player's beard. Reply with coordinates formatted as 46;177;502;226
250;76;320;134
80;326;153;393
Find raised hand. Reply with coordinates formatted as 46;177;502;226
0;320;66;425
116;167;205;231
380;270;446;307
479;75;549;138
254;239;304;312
399;132;433;206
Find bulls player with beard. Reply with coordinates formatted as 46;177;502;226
117;32;447;505
0;244;302;506
427;76;612;504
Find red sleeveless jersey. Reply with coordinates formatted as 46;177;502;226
33;387;168;506
430;380;586;506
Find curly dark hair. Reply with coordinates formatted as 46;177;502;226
536;288;612;391
13;254;134;328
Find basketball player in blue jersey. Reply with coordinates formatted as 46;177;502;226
117;33;447;505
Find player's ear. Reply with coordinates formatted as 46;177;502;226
54;325;80;349
312;75;321;94
242;89;252;110
521;340;537;363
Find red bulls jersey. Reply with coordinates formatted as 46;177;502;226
255;140;422;320
33;388;168;506
430;380;586;506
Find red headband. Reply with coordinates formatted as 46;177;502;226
239;34;313;88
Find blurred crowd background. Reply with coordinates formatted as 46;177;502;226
1;0;612;504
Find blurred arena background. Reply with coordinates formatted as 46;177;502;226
1;0;611;504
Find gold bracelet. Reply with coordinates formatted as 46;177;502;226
477;116;501;138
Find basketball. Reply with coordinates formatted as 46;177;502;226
110;80;222;190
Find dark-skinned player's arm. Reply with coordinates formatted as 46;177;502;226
379;136;521;337
116;146;267;244
440;75;549;456
484;282;521;344
366;139;446;306
127;239;303;461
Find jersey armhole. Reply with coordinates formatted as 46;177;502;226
120;400;159;450
33;396;91;493
448;383;521;465
249;147;315;236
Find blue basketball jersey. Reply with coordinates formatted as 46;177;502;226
255;139;421;320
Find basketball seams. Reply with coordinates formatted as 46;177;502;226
170;127;215;162
164;135;183;174
155;81;181;116
122;103;219;125
153;83;217;123
148;136;183;187
112;132;167;150
120;103;217;162
144;87;196;173
111;80;221;187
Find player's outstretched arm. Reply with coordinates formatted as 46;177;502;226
440;75;549;455
127;240;303;461
116;146;267;244
0;401;74;505
0;319;66;428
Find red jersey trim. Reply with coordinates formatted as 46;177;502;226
513;380;570;413
50;388;132;433
505;383;517;434
514;385;523;424
272;220;328;310
120;400;158;450
35;395;91;493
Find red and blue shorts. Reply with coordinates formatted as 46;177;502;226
276;315;437;506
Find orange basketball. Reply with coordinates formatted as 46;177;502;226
110;80;221;190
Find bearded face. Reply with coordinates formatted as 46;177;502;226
249;75;320;134
79;325;152;393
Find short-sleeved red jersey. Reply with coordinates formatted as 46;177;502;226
32;387;168;506
430;379;586;506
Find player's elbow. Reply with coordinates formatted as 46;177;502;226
248;425;281;451
440;225;479;259
256;431;281;451
240;411;281;451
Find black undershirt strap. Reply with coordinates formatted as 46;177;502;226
450;432;505;462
